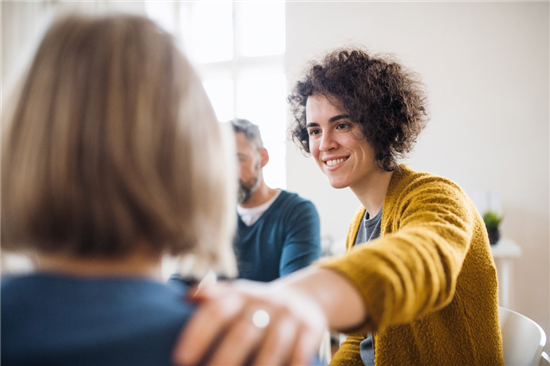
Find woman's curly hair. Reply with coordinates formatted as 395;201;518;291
288;48;429;171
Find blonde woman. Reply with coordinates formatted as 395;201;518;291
1;13;237;366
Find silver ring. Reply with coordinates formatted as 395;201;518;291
252;309;270;328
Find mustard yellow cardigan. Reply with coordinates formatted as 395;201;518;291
320;164;504;366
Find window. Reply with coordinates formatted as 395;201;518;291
145;2;287;189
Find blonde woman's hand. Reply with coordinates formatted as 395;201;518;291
172;279;328;366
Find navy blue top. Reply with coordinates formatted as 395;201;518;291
1;273;194;366
234;190;321;282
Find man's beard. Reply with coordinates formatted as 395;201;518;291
238;165;261;204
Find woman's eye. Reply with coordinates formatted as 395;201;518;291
336;123;349;130
308;129;320;136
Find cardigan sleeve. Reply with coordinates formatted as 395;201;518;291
320;171;477;335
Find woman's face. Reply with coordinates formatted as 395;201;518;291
305;94;378;191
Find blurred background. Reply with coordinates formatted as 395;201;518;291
2;0;548;351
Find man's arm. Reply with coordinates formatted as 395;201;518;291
279;199;321;276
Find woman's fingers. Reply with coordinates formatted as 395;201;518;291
287;300;327;366
172;287;244;365
206;308;266;365
251;312;297;366
289;323;324;366
172;280;328;366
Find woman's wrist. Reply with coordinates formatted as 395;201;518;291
273;266;368;331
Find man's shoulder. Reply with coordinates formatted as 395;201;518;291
277;190;315;208
268;190;319;222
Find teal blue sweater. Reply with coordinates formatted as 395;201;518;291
234;190;321;282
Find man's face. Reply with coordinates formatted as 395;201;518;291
235;131;262;204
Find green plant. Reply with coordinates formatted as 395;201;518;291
482;210;503;231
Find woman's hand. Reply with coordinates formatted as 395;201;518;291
172;279;328;366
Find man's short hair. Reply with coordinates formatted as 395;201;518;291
230;118;264;150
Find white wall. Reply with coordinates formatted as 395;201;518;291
285;1;549;345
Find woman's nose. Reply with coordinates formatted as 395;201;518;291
319;131;337;152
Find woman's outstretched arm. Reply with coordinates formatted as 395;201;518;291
172;266;367;366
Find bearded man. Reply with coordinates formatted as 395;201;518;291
231;118;321;281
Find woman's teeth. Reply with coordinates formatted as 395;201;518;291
327;158;345;167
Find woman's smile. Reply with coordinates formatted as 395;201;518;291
305;94;379;191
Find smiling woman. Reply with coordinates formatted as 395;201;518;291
172;47;505;366
290;49;428;173
284;48;503;366
305;94;379;193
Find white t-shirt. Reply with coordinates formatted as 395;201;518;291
237;189;282;226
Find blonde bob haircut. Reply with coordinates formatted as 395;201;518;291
1;13;237;277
